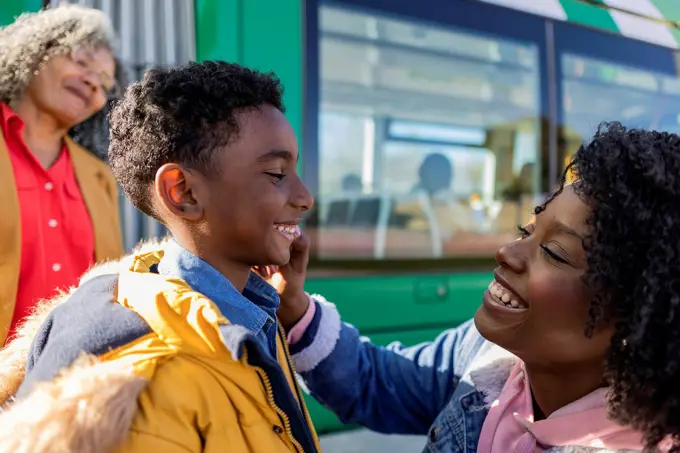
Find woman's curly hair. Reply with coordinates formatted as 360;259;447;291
0;3;125;159
538;122;680;451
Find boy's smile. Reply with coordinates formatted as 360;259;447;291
273;223;302;242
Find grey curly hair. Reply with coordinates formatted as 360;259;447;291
0;3;125;160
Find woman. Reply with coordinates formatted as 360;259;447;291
274;122;680;451
0;4;124;345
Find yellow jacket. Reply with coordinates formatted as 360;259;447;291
0;242;321;453
0;131;124;344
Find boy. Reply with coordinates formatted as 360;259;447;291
0;61;319;453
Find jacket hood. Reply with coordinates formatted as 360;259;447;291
0;237;303;453
0;239;167;453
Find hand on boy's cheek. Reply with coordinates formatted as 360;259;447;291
253;234;311;329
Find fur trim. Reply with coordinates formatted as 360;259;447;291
291;295;342;373
0;355;147;453
0;238;169;407
467;342;517;406
0;291;68;406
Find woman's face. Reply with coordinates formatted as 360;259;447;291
24;46;116;130
475;184;613;367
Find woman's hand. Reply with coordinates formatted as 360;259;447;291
253;233;311;330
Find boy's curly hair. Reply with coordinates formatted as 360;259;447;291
538;122;680;451
107;60;284;219
0;3;124;159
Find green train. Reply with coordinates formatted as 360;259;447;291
4;0;680;434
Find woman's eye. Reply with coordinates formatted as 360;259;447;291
264;172;285;181
518;224;570;265
540;246;569;264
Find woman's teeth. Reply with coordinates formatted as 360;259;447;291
487;280;527;309
274;224;301;241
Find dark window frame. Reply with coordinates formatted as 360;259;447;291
303;0;552;271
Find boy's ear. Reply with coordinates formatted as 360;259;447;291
154;163;204;221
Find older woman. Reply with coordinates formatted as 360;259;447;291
0;4;124;344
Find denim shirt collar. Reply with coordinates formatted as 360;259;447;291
156;239;280;338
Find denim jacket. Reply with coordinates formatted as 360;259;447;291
289;296;641;453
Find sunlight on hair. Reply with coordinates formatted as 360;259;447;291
565;155;577;184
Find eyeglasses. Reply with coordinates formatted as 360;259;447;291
69;47;121;99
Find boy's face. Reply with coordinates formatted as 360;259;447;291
195;105;313;267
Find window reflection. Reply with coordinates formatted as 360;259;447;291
561;53;680;163
315;5;542;259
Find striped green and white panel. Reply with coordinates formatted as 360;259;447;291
477;0;680;48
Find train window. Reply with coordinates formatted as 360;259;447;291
315;5;542;259
561;53;680;161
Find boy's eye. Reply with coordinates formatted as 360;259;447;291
264;172;285;181
517;225;531;238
